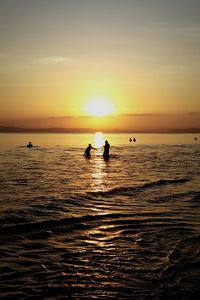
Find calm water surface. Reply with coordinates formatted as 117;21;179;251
0;133;199;299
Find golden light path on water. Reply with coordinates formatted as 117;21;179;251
94;132;104;148
89;132;111;196
84;132;120;249
84;131;125;251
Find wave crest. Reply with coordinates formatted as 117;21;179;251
88;178;190;197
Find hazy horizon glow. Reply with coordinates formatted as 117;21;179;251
0;0;200;130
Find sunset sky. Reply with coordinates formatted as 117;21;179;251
0;0;200;131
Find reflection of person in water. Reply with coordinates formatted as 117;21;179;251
27;142;33;148
84;144;96;158
103;140;110;159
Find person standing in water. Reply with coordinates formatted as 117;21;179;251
27;142;33;148
103;140;110;159
84;144;96;158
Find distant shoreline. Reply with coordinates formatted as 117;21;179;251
0;126;200;134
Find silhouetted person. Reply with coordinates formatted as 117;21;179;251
194;137;198;141
84;144;96;158
103;140;110;159
133;138;136;142
27;142;33;148
129;138;132;142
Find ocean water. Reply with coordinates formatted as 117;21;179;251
0;133;200;299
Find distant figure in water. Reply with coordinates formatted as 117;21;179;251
84;144;96;158
194;137;198;141
133;137;136;142
27;142;33;148
129;138;132;142
103;140;110;159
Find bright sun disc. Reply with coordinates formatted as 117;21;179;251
85;96;115;117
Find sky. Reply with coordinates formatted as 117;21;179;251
0;0;200;131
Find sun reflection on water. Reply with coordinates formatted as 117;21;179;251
94;132;104;148
89;132;110;193
91;154;107;192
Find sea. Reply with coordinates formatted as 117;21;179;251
0;133;199;299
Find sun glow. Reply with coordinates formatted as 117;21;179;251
85;96;115;117
94;132;104;148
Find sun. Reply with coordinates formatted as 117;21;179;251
85;96;115;117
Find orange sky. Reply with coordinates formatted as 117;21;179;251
0;1;200;131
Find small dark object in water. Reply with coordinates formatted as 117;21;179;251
27;142;33;148
133;138;136;142
129;138;132;142
194;137;198;141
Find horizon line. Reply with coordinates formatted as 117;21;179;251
1;111;200;121
0;126;200;134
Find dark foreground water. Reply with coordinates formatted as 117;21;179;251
0;134;200;299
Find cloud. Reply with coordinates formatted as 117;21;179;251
37;56;76;65
186;112;200;116
119;112;200;117
120;113;169;117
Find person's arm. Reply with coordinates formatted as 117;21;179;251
91;146;97;150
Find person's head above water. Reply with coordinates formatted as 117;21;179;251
27;142;33;148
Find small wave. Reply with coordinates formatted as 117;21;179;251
161;235;200;280
88;178;190;197
148;190;200;206
167;235;200;262
0;213;134;236
0;211;170;236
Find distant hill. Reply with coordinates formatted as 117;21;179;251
0;126;200;133
0;126;94;133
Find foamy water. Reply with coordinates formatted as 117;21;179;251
0;133;200;299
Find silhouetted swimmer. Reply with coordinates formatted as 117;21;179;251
84;144;96;158
133;138;136;142
27;142;33;148
103;140;110;159
129;138;132;142
194;137;198;141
